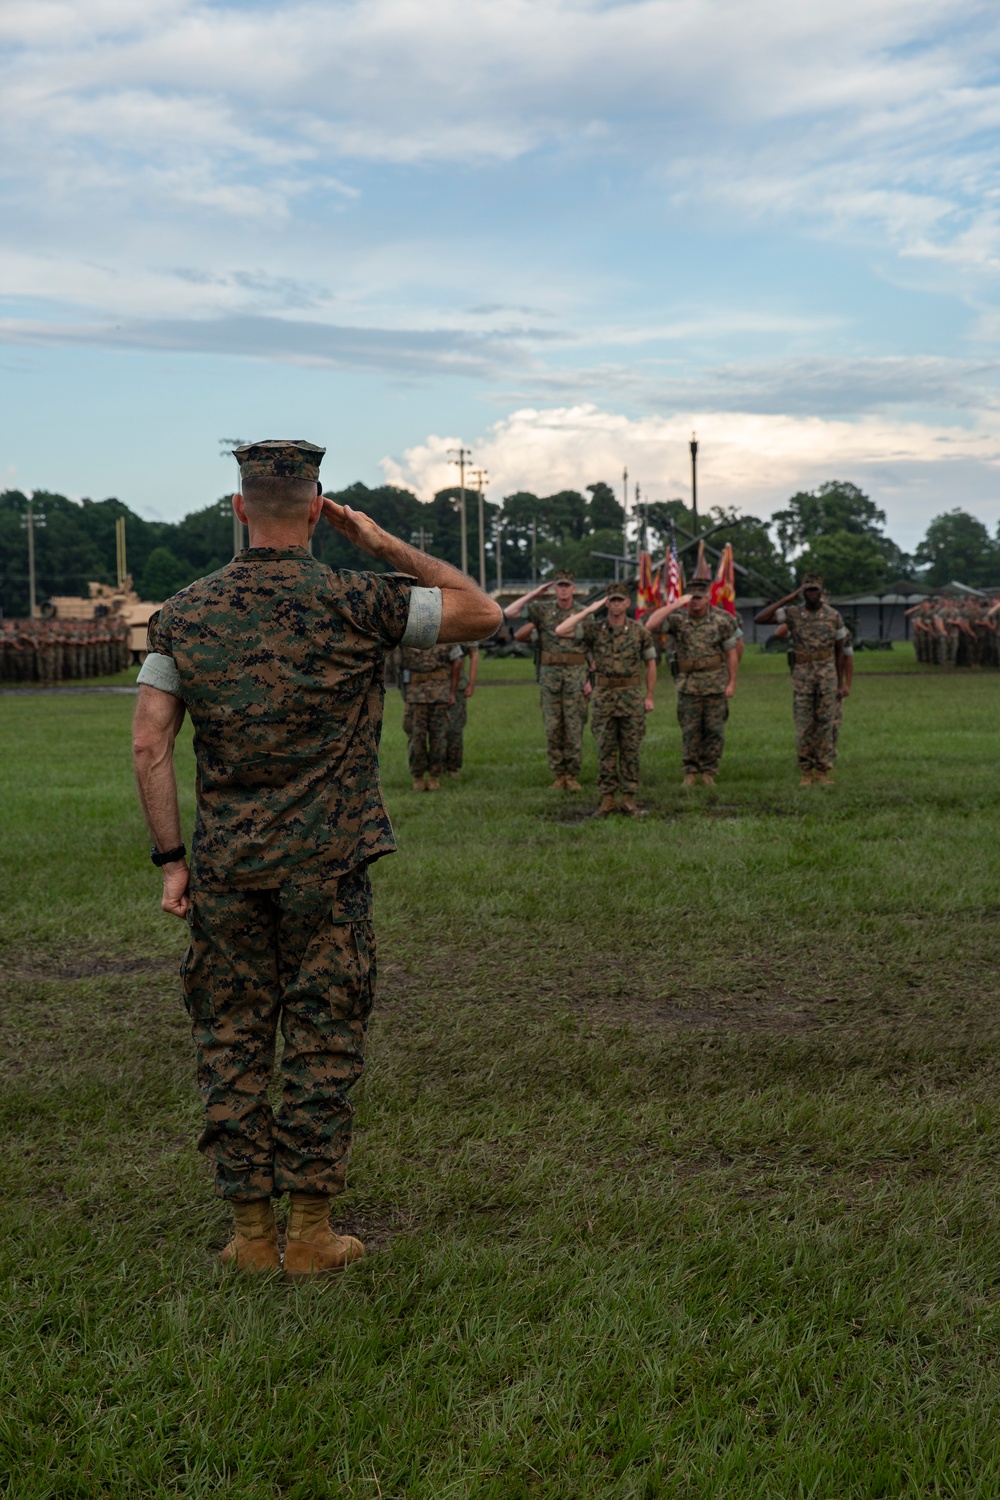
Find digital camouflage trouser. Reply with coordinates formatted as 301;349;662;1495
538;665;589;778
791;664;838;773
676;691;728;774
407;701;449;777
182;884;376;1201
591;697;645;794
446;692;468;772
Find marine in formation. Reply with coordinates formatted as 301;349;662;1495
645;577;741;786
557;583;657;816
504;572;590;790
400;639;463;790
132;438;500;1278
755;575;847;785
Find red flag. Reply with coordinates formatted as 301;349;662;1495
636;550;663;616
693;540;712;580
709;543;737;617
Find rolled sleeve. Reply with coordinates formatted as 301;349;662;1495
774;607;787;624
722;633;739;652
642;646;657;662
137;651;183;697
400;586;442;648
448;644;464;662
834;626;847;641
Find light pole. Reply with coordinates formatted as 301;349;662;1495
689;433;699;535
622;464;629;566
469;467;488;589
21;495;45;618
220;438;247;556
449;446;472;573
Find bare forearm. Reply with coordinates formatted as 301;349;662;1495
556;601;602;637
134;747;183;850
504;583;547;619
726;648;738;690
376;532;476;594
755;589;799;626
467;649;479;690
645;659;657;697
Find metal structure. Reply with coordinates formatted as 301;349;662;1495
20;495;45;619
469;467;488;590
449;446;472;574
689;433;699;533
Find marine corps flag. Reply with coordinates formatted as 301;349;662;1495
709;543;737;617
636;550;663;616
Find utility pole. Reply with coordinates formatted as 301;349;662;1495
115;515;127;590
531;516;537;584
21;495;45;618
622;464;629;564
635;481;642;563
449;446;472;573
690;432;699;535
469;467;488;589
220;438;247;556
495;516;503;594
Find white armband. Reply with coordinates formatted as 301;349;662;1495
137;652;182;697
774;607;787;623
401;586;443;648
642;647;657;662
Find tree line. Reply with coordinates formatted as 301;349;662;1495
0;478;997;618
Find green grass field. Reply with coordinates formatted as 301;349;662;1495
3;647;1000;1497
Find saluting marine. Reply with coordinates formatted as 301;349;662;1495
645;577;740;786
557;583;656;816
401;640;462;791
131;437;500;1279
755;574;847;785
504;572;590;790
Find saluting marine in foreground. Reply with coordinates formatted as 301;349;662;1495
132;439;500;1278
645;576;741;786
504;572;590;791
755;574;847;786
557;583;657;816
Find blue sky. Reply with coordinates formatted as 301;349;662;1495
1;0;999;548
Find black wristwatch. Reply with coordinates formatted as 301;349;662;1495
151;843;187;866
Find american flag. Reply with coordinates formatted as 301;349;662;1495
663;520;683;602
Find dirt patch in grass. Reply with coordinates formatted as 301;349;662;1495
2;952;176;982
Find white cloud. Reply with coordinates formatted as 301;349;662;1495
379;403;1000;546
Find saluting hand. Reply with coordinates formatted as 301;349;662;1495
321;499;386;558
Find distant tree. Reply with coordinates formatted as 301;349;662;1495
914;509;999;589
771;481;888;557
795;531;891;595
586;481;624;533
702;509;793;595
314;482;424;570
140;546;188;601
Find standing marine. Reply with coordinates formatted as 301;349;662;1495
645;577;740;786
445;642;479;778
504;573;589;790
401;641;462;790
131;438;500;1279
755;575;847;785
556;583;656;816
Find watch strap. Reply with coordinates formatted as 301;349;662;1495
151;843;187;866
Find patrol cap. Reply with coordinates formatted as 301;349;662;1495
802;572;824;589
606;583;630;601
233;439;326;482
688;576;710;594
553;569;575;584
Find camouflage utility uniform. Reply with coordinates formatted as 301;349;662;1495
445;643;476;773
526;601;589;780
776;600;847;774
661;607;741;776
402;642;462;778
141;547;434;1202
580;616;657;795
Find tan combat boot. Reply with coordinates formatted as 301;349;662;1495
412;776;425;792
799;771;814;787
620;795;647;818
425;776;441;791
448;770;460;779
283;1194;365;1282
220;1198;280;1274
563;776;582;792
814;771;834;786
682;773;698;787
550;775;566;789
701;772;716;786
593;794;617;818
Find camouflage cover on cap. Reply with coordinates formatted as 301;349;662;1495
233;439;326;481
553;569;576;583
688;576;710;593
802;572;824;589
605;583;630;600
